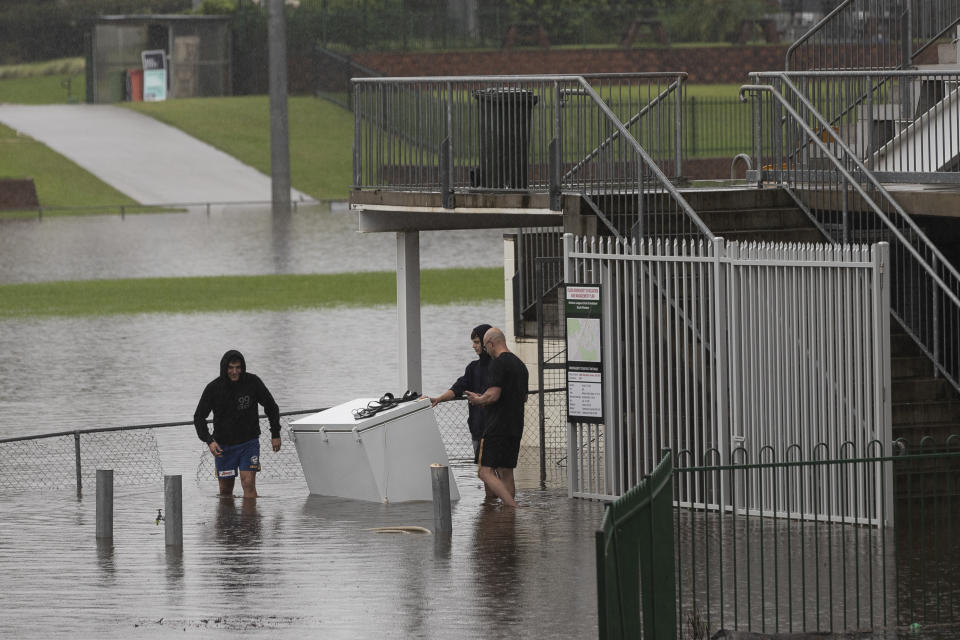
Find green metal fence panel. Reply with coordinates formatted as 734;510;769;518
597;451;676;640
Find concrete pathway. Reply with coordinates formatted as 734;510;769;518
0;104;310;204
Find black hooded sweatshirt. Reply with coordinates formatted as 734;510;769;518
449;323;492;441
193;350;281;446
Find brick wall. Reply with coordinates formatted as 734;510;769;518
352;44;942;83
353;45;789;84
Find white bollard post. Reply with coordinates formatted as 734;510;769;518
164;475;183;547
430;464;452;535
96;469;113;539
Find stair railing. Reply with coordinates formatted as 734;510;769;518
786;0;960;71
742;77;960;394
352;74;713;241
758;69;960;184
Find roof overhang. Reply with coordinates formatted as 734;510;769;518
350;190;566;232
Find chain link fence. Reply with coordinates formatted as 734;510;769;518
0;428;164;492
1;402;569;493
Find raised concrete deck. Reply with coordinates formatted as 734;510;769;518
350;190;567;231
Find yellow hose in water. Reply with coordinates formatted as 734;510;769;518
366;526;432;535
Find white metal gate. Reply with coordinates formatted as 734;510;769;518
564;235;892;525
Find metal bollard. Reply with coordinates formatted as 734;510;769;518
430;464;452;535
164;475;183;547
96;469;113;539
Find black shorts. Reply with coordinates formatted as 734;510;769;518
478;434;521;469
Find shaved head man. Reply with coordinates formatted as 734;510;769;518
465;327;529;507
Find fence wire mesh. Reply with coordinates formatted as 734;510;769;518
2;404;569;492
195;413;312;483
1;430;164;492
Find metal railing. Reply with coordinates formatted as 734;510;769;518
0;398;568;493
786;0;960;71
596;451;676;640
674;438;960;637
758;70;960;184
565;234;892;520
743;75;960;396
513;228;564;323
352;73;713;241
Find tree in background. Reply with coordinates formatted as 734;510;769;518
0;0;191;63
664;0;774;43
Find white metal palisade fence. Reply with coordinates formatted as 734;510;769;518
563;234;893;525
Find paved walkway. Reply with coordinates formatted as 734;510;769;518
0;104;310;204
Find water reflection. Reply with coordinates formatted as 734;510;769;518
0;468;604;639
211;497;264;593
96;539;116;583
472;506;521;619
214;497;263;549
164;546;184;588
0;203;507;284
0;301;501;433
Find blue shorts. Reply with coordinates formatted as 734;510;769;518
214;438;261;479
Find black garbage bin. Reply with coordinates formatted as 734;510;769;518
472;88;539;189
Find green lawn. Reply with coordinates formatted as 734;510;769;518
0;57;85;105
0;52;744;209
125;96;354;201
0;73;84;104
0;123;140;210
0;268;503;318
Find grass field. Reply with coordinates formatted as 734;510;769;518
0;57;85;104
0;267;503;318
0;123;140;210
0;55;746;208
125;96;355;201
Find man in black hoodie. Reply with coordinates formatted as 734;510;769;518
427;323;498;501
194;350;281;498
427;323;492;462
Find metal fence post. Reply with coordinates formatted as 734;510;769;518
674;77;683;178
74;431;82;494
164;475;183;547
430;464;452;535
536;259;547;486
873;242;894;526
96;469;113;539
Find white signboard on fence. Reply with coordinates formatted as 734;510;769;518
565;284;603;422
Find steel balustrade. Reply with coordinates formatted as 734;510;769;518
743;77;960;397
786;0;960;71
351;73;713;241
564;234;893;524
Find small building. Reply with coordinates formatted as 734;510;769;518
86;14;232;104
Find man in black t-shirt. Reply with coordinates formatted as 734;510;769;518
466;327;529;507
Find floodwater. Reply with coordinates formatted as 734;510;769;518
0;203;506;283
0;465;604;639
0;203;509;431
0;204;609;639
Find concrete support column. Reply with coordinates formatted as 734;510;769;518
397;231;422;393
268;0;291;214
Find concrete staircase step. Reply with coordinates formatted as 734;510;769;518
719;228;828;243
695;207;812;232
893;355;934;379
893;378;955;402
893;401;960;425
891;332;925;357
678;187;797;212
